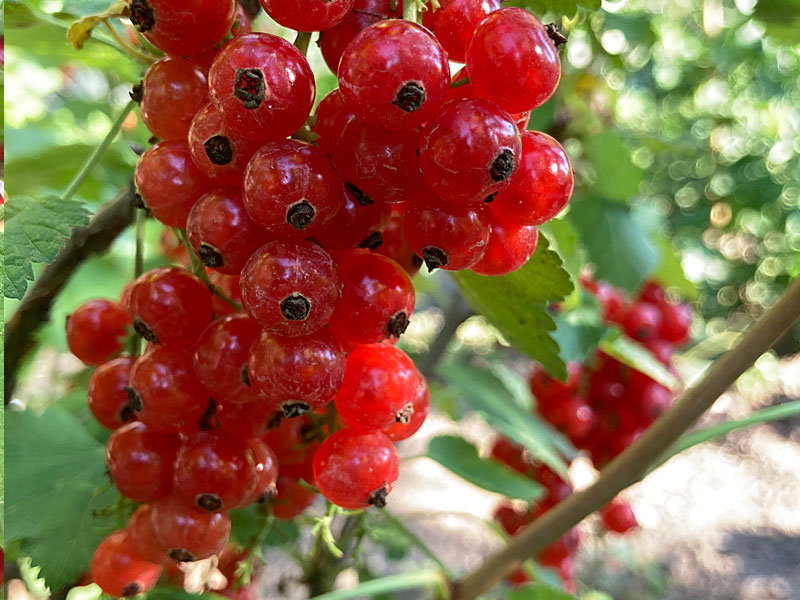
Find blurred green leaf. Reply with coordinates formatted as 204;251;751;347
4;196;91;299
5;0;42;28
583;131;643;202
6;408;118;591
551;317;607;363
453;235;573;380
651;234;697;300
365;517;413;561
437;361;575;477
504;0;601;17
229;504;300;548
598;329;679;389
754;0;800;41
507;583;575;600
147;587;227;600
427;436;544;500
62;0;119;16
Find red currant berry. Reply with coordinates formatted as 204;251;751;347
126;267;213;346
404;200;489;271
208;33;315;143
383;375;429;441
334;118;424;205
422;0;500;62
106;421;180;502
538;528;579;566
261;415;319;483
139;56;209;140
658;301;691;345
88;357;137;430
193;313;262;398
644;338;674;365
334;344;419;431
600;499;638;534
243;438;279;504
129;346;210;434
319;7;384;73
488;131;573;227
159;228;190;266
175;430;258;512
315;184;391;252
374;212;422;277
490;437;531;476
471;223;537;276
240;241;340;336
313;429;399;509
260;0;353;31
188;103;262;186
448;67;530;130
637;280;666;305
272;476;317;519
419;98;521;205
312;89;355;155
128;0;236;56
635;379;672;426
338;20;450;130
529;362;581;406
66;299;129;365
466;8;561;113
547;395;596;441
247;328;345;418
243;140;344;238
215;393;277;438
187;189;270;275
209;271;242;317
134;140;210;228
91;531;162;597
621;302;663;342
330;250;415;346
493;501;530;535
127;504;168;565
151;494;231;562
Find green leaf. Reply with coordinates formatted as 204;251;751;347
507;583;575;600
229;505;300;547
365;520;413;561
4;195;91;299
598;330;678;390
4;0;41;28
147;587;227;600
5;408;118;591
503;0;601;17
437;361;575;478
309;569;445;600
568;197;658;294
650;234;697;300
427;436;543;500
551;317;607;364
583;131;643;202
754;0;800;41
453;235;573;380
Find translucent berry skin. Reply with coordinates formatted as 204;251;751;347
91;530;162;598
448;67;530;131
248;328;346;417
374;213;422;277
129;0;236;56
66;299;129;365
334;119;424;205
338;20;450;130
126;267;213;346
261;415;318;483
208;33;315;143
330;251;415;346
422;0;501;62
315;185;391;252
404;200;489;271
140;56;209;140
272;475;317;519
384;375;429;441
658;302;691;345
127;504;168;565
209;271;242;317
188;103;262;186
319;11;381;74
106;422;180;502
193;313;262;399
466;8;561;113
334;344;419;431
129;346;210;434
243;438;280;504
88;357;136;430
187;189;270;275
135;140;210;228
240;241;340;336
470;223;538;276
151;494;231;562
621;302;663;342
260;0;354;31
243;141;344;239
313;429;399;509
312;89;355;155
600;500;638;534
419;98;521;205
174;430;258;512
489;131;573;227
215;393;276;438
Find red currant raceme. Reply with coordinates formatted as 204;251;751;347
66;299;130;365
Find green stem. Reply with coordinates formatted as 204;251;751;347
382;511;452;576
128;208;146;356
450;76;470;89
175;228;242;311
294;31;313;55
403;0;418;22
309;569;446;600
62;99;135;201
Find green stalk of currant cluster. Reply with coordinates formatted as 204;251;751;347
174;227;242;311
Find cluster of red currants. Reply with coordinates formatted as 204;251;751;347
489;279;691;589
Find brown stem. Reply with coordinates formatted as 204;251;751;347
450;276;800;600
4;183;138;403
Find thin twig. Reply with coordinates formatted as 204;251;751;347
294;31;312;55
101;20;158;64
450;276;800;600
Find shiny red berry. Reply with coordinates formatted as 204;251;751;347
312;89;355;155
471;223;538;276
243;438;280;504
88;357;137;430
91;530;162;597
139;56;209;140
374;212;422;277
260;0;354;31
243;140;344;238
215;393;276;438
106;422;180;502
658;301;691;345
313;429;399;509
66;299;129;365
448;67;530;130
261;415;318;483
151;494;231;562
272;475;317;519
338;20;450;130
383;375;429;441
127;504;168;565
622;302;663;342
600;499;638;534
240;241;340;336
315;184;392;252
422;0;500;62
466;8;561;113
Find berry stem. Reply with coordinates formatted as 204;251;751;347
450;77;470;89
293;31;313;56
127;208;147;356
402;0;419;23
450;275;800;600
101;19;158;64
62;99;135;202
175;228;243;311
